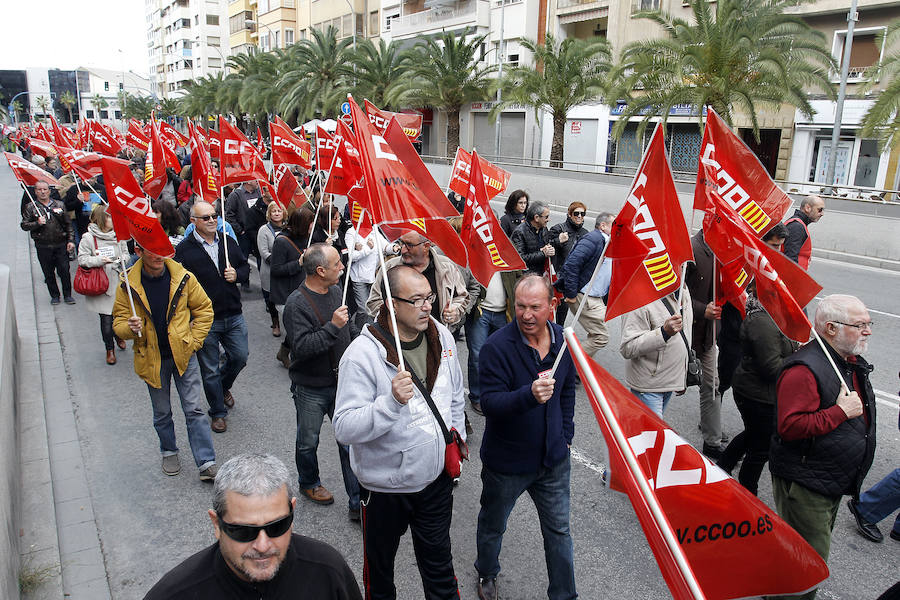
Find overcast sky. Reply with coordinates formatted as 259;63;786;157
0;1;148;75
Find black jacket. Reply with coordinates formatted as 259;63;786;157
269;233;306;305
20;198;74;247
782;209;811;264
732;301;796;405
224;186;260;236
511;221;549;274
174;232;249;319
284;283;351;387
500;212;525;238
548;217;588;270
143;534;362;600
685;230;716;353
769;341;877;498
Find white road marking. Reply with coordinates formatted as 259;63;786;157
813;256;900;276
812;296;900;320
570;447;606;476
875;389;899;410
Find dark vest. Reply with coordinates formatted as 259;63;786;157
769;341;876;498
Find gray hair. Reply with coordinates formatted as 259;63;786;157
302;242;331;276
596;212;614;229
526;200;548;223
814;294;864;334
800;195;823;209
212;453;293;517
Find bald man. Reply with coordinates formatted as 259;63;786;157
782;195;825;270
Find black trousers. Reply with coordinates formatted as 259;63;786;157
719;392;775;496
35;244;71;299
360;473;458;600
99;314;115;351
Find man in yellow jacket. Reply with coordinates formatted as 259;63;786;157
113;245;218;480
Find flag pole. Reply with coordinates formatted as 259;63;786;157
21;183;40;212
810;329;850;395
711;260;718;397
548;242;609;379
119;255;142;338
376;225;405;372
341;210;360;306
676;262;688;307
564;327;705;600
219;185;230;268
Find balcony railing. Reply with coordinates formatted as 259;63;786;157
557;0;606;9
389;0;483;36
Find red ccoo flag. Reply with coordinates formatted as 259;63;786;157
188;121;219;204
256;126;266;155
269;116;312;168
55;146;130;181
323;120;363;196
27;137;59;159
272;164;299;210
49;115;77;148
448;147;510;201
144;117;177;200
218;117;267;185
605;124;693;321
565;330;830;600
316;125;338;172
695;109;791;236
159;121;189;148
5;152;59;187
127;119;150;151
364;99;423;141
100;158;175;257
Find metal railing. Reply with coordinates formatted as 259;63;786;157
557;0;607;9
389;1;478;34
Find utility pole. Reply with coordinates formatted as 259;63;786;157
825;0;858;194
494;0;506;161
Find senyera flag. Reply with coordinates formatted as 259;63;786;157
269;115;312;168
218;116;267;185
188;120;219;204
4;151;59;187
99;158;175;257
605;123;693;321
564;330;830;599
458;149;525;286
381;116;468;268
349;97;458;227
272;163;299;210
695;109;791;236
364;99;423;142
704;196;821;342
448;147;510;201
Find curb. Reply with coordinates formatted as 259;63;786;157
813;248;900;272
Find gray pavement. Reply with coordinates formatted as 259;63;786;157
5;160;899;600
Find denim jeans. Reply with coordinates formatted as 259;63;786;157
146;355;216;469
632;389;672;417
857;468;900;535
195;314;249;419
475;455;576;600
464;308;508;404
292;383;360;510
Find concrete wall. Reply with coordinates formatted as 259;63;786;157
0;263;21;600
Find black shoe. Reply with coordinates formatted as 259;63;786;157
847;499;883;542
702;443;724;460
64;296;76;304
476;576;498;600
890;529;899;541
50;297;61;305
471;400;483;416
348;508;361;522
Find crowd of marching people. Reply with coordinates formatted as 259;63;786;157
8;116;899;600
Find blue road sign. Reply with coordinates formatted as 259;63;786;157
340;102;351;115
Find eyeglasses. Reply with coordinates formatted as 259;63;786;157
192;214;216;222
392;292;436;308
218;509;294;543
398;239;427;250
831;321;874;331
571;211;586;217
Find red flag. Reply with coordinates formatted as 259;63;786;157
348;189;373;238
272;164;298;210
77;119;87;149
207;127;220;155
605;124;693;321
49;115;77;148
324;132;362;196
715;259;749;317
90;122;125;156
695;109;791;236
381;117;468;267
188;121;219;204
26;137;59;159
256;126;266;154
705;200;821;341
218;117;267;185
55;146;130;181
127;119;150;151
33;122;54;143
364;98;423;141
269;116;312;168
159;121;189;148
316;125;338;172
350;98;458;229
144;118;173;200
448;147;510;201
5;152;59;187
566;332;830;599
100;158;174;256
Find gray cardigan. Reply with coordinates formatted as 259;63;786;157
256;223;281;292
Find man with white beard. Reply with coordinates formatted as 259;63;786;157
767;294;876;600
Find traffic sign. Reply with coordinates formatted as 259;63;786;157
340;102;351;115
340;113;352;127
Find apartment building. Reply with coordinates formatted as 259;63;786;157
146;0;231;98
229;0;257;55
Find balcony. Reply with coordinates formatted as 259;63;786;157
389;0;487;37
557;0;608;24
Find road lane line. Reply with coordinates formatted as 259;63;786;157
875;389;899;410
813;257;900;276
570;447;606;476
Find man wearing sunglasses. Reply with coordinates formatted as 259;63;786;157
144;453;362;599
768;294;876;600
782;194;825;271
335;265;466;599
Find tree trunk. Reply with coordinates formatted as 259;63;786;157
66;107;73;123
447;108;460;159
550;111;566;168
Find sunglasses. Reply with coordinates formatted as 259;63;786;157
192;214;217;222
218;509;294;543
571;211;586;217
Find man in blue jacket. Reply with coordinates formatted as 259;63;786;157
474;274;578;600
560;212;613;356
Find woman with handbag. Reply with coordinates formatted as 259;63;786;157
76;204;129;365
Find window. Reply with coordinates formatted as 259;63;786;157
832;28;886;81
384;11;399;31
114;110;122;119
209;57;222;67
104;81;109;91
208;36;220;46
195;15;199;25
506;53;519;67
259;0;269;13
86;110;94;119
119;82;124;90
206;14;219;25
285;28;294;45
229;11;253;34
100;110;109;119
632;0;659;11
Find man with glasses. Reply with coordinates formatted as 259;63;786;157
335;265;466;599
783;195;825;270
768;294;876;600
366;231;468;331
144;453;362;599
175;201;250;434
511;201;555;275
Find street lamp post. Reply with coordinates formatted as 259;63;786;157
495;0;506;162
246;19;279;52
825;0;859;194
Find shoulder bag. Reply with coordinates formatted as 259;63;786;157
661;297;703;388
73;235;110;297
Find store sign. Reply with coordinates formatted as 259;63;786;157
570;121;582;135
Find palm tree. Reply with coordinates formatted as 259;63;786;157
121;93;155;121
350;38;409;111
277;26;354;123
10;100;23;123
35;95;51;121
860;20;900;150
58;91;77;123
157;98;181;119
612;0;835;142
494;33;612;167
91;94;109;121
394;32;496;157
181;72;227;121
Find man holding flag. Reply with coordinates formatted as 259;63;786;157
20;180;76;304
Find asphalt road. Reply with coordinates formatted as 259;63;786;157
39;218;898;600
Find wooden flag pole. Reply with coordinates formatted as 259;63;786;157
376;225;405;372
